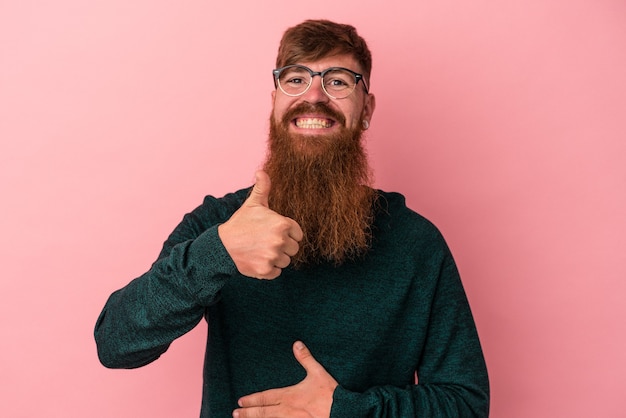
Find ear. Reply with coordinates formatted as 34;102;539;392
362;93;376;123
271;89;276;104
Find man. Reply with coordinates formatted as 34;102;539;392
95;19;489;417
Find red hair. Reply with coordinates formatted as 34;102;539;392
276;19;373;86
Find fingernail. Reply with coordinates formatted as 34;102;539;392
295;341;304;350
233;411;239;418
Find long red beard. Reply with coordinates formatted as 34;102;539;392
264;103;377;267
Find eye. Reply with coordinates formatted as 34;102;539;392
280;67;310;86
285;77;306;85
327;78;349;87
323;70;354;90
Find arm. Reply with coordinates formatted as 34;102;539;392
331;253;489;417
234;252;489;418
94;195;241;369
95;173;303;369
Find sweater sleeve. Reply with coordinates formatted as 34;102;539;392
94;193;243;369
330;251;490;417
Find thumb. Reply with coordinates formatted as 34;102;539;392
246;170;271;207
293;341;322;374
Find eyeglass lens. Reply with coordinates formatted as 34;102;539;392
277;66;357;99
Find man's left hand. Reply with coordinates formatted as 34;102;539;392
233;341;338;418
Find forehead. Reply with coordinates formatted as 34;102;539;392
296;54;363;73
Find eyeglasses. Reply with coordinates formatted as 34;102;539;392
272;65;369;100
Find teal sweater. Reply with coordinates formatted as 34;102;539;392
95;188;489;417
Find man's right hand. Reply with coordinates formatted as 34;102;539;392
218;170;303;280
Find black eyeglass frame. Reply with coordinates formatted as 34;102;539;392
272;64;370;99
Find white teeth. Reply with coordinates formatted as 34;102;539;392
295;118;332;129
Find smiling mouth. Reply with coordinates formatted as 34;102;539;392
294;117;334;129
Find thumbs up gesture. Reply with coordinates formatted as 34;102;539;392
218;171;303;279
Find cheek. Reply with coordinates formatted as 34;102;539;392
271;106;285;125
343;109;362;128
340;100;365;127
272;97;293;121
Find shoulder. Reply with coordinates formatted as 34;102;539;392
177;186;252;232
195;186;252;222
375;190;442;238
158;186;251;258
374;190;449;256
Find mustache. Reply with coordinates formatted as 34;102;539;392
281;102;347;126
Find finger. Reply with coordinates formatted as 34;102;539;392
238;389;281;408
257;266;282;280
287;219;304;242
292;341;323;374
282;238;300;257
246;170;271;208
233;404;286;418
273;253;291;269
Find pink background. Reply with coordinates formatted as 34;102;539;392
2;1;625;417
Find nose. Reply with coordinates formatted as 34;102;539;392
301;75;330;103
